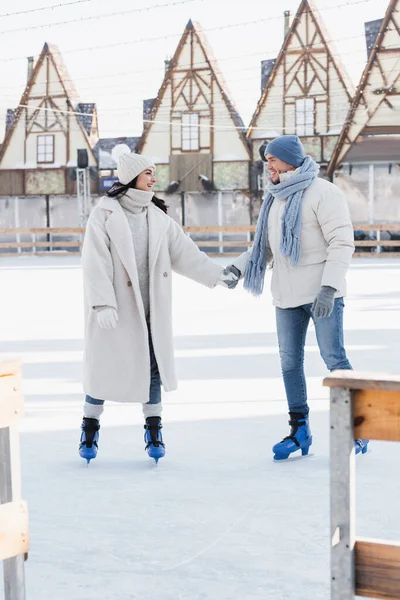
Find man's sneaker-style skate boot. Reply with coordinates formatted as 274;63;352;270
272;412;312;461
355;439;369;455
79;417;100;464
144;416;165;463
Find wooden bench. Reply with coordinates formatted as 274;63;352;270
0;361;28;600
324;371;400;600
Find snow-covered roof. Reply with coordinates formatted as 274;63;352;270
93;137;140;169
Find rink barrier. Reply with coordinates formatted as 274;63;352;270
0;360;28;600
324;371;400;600
0;225;400;256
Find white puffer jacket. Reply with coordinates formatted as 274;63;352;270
233;176;355;309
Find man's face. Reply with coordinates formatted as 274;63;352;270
266;154;295;184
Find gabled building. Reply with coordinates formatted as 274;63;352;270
247;0;354;174
136;20;251;195
327;0;400;223
0;42;98;197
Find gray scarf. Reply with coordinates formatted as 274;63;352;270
119;188;154;214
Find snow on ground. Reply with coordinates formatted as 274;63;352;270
0;256;400;600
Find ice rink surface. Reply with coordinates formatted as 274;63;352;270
0;255;399;600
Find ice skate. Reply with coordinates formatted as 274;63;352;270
144;416;165;463
79;417;100;464
272;412;312;460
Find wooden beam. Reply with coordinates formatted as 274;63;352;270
0;375;24;429
0;502;29;561
0;241;83;249
324;371;400;392
356;539;400;600
0;228;84;235
353;389;400;443
355;241;400;247
189;240;251;247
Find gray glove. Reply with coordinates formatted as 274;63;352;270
217;265;241;290
311;286;336;318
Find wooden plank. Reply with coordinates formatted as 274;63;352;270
355;539;400;599
183;226;256;233
0;501;29;561
0;361;21;378
324;371;400;392
0;376;24;429
354;389;400;442
193;240;251;247
0;241;83;249
354;252;400;259
353;224;400;231
355;241;400;247
0;228;84;235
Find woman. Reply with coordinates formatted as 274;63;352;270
80;152;238;464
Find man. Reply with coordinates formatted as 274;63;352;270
226;135;368;460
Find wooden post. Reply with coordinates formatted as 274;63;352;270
0;361;28;600
330;387;356;600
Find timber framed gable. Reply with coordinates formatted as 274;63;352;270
137;20;250;192
247;0;353;165
0;42;97;180
327;0;400;175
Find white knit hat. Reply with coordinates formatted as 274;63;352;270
117;152;155;185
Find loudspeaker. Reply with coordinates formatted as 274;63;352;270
77;149;88;169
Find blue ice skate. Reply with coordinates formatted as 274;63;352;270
355;439;369;455
273;413;312;461
144;417;165;463
79;417;100;464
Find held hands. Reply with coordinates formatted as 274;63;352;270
217;265;241;290
96;307;119;329
311;286;336;318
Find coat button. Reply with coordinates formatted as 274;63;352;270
163;272;168;278
127;281;132;287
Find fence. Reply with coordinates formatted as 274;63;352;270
0;360;28;600
324;371;400;600
0;224;400;257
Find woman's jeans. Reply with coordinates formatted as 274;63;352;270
84;328;162;420
275;298;352;416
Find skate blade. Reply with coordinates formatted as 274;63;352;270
274;452;314;462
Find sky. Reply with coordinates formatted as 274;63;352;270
0;0;387;143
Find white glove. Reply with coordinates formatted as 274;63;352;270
96;307;119;329
217;267;240;289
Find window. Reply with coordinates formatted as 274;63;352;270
296;99;314;136
37;135;54;163
181;113;199;151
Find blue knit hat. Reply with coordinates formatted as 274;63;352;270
265;135;305;168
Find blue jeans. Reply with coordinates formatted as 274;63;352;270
275;298;352;416
86;328;161;407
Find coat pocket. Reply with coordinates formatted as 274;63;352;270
298;250;327;266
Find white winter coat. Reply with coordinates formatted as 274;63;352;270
233;177;355;309
81;196;223;403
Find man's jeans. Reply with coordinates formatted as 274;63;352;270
85;329;162;419
275;298;352;416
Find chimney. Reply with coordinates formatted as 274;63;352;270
284;10;290;38
27;56;34;81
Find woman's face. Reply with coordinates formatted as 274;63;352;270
136;167;156;191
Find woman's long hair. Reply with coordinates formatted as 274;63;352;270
106;176;168;214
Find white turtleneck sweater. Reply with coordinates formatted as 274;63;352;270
119;188;154;318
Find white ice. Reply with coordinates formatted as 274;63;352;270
0;256;400;600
